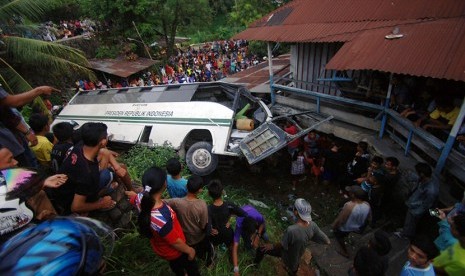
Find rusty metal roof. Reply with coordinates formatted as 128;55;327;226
88;58;157;78
235;0;465;42
326;18;465;81
233;0;465;81
235;19;421;43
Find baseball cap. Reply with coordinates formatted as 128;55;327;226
294;198;312;222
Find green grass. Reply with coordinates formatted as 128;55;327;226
105;187;286;275
107;145;287;275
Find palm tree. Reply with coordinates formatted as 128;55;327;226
0;0;93;110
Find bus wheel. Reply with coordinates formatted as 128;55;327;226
186;142;218;176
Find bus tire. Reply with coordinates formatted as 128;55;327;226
186;141;218;176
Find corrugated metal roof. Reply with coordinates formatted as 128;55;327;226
235;19;419;43
88;58;157;78
326;18;465;81
235;0;465;42
249;0;465;28
233;0;465;81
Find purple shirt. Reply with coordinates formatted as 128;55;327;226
233;205;265;243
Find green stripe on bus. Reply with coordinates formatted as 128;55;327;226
56;115;232;126
57;114;231;123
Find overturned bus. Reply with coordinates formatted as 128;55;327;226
53;82;332;175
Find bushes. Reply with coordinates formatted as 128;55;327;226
106;186;284;275
120;144;189;183
108;145;286;275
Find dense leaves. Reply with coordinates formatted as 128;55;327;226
0;0;94;116
120;144;189;183
79;0;211;58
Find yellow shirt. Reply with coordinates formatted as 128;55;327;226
434;242;465;276
30;135;53;165
429;107;460;125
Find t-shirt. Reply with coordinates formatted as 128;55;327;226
51;142;73;173
434;242;465;276
131;194;184;261
234;205;265;243
281;222;330;272
164;197;208;245
429;107;460;125
53;146;100;215
339;201;371;232
209;201;246;233
285;125;300;149
166;175;187;198
347;154;370;178
30;135;53;166
400;262;435;276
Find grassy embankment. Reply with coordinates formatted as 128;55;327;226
105;145;288;275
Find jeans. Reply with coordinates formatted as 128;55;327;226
402;211;420;238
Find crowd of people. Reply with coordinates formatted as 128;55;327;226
38;19;98;41
388;75;464;142
283;125;465;275
1;83;465;275
75;39;262;90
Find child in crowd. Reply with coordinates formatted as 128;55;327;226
28;113;53;170
291;147;306;191
51;122;74;173
303;130;320;157
126;167;200;276
207;180;247;251
164;176;212;266
400;235;439;276
166;158;188;198
304;151;323;183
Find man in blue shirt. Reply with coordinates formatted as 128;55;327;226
395;163;439;239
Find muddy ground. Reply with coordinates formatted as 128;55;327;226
203;141;356;227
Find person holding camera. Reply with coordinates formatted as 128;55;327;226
433;192;465;251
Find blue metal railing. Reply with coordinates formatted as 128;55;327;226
271;80;449;172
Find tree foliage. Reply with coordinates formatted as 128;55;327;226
209;0;234;16
229;0;277;28
0;0;93;102
78;0;211;58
